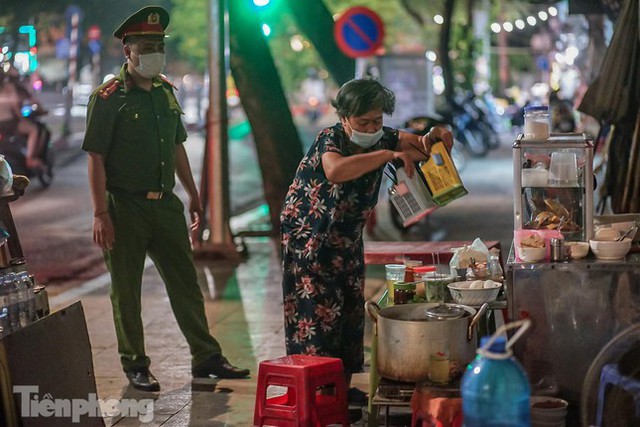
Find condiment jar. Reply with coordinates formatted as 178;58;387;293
487;248;504;280
429;349;451;384
393;282;416;305
550;238;566;262
523;105;550;140
403;260;423;283
413;265;437;299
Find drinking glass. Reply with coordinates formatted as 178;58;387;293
384;264;406;303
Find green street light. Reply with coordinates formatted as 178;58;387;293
261;23;271;37
253;0;270;6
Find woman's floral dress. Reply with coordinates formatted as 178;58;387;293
280;122;399;373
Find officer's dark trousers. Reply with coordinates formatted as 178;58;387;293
104;192;222;372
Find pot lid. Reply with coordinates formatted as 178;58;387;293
425;304;465;320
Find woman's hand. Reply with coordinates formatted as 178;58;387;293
391;150;415;178
428;126;454;152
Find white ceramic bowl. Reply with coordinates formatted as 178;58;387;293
565;241;590;259
516;245;546;263
447;280;502;306
589;238;632;260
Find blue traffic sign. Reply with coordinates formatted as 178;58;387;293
334;6;384;58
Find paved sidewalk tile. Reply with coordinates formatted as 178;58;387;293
50;238;387;426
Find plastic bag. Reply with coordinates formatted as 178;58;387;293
449;238;490;272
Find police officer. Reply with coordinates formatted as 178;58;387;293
82;5;249;392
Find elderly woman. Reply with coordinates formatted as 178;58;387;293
280;78;453;403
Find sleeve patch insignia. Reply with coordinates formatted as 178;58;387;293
98;79;122;99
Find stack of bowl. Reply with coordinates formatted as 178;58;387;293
530;396;568;427
589;226;635;260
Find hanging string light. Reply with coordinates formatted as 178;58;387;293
491;6;558;34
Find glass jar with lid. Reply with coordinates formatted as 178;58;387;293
413;265;437;299
403;259;423;282
523;105;550;140
393;282;416;305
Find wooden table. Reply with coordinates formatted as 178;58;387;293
364;240;501;265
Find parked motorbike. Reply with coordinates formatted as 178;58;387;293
0;103;54;188
438;92;499;157
471;94;502;149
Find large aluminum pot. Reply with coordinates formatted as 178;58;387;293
366;301;488;382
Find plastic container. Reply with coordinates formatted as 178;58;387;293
523;106;550;140
548;151;578;187
521;168;549;187
461;320;532;427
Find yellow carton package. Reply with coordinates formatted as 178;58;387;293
419;142;468;206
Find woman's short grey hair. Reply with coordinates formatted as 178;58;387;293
331;78;396;118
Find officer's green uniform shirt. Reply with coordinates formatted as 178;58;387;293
82;63;188;193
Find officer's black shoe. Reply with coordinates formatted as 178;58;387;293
125;369;160;392
192;354;250;379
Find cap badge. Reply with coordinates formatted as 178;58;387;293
147;13;160;25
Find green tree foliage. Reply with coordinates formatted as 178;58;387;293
169;0;209;71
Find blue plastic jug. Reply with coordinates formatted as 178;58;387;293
461;320;532;427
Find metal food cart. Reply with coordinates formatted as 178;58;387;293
506;251;640;403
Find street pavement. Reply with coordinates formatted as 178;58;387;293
10;91;518;424
39;121;517;425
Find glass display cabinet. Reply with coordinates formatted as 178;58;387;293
513;133;594;242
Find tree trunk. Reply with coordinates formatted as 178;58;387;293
441;0;456;102
286;0;355;86
497;10;509;94
228;0;304;235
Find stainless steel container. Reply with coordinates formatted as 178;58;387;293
366;301;487;382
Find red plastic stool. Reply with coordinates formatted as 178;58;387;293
410;385;463;427
253;354;349;427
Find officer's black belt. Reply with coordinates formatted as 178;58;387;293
109;189;168;200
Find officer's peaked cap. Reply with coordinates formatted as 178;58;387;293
113;6;170;41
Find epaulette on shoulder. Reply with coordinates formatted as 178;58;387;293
98;79;122;100
159;74;177;89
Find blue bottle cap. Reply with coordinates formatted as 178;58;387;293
524;105;549;112
480;335;507;353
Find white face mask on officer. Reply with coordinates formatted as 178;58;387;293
134;52;166;79
344;120;384;148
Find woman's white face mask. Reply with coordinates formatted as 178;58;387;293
134;52;166;79
344;120;383;148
